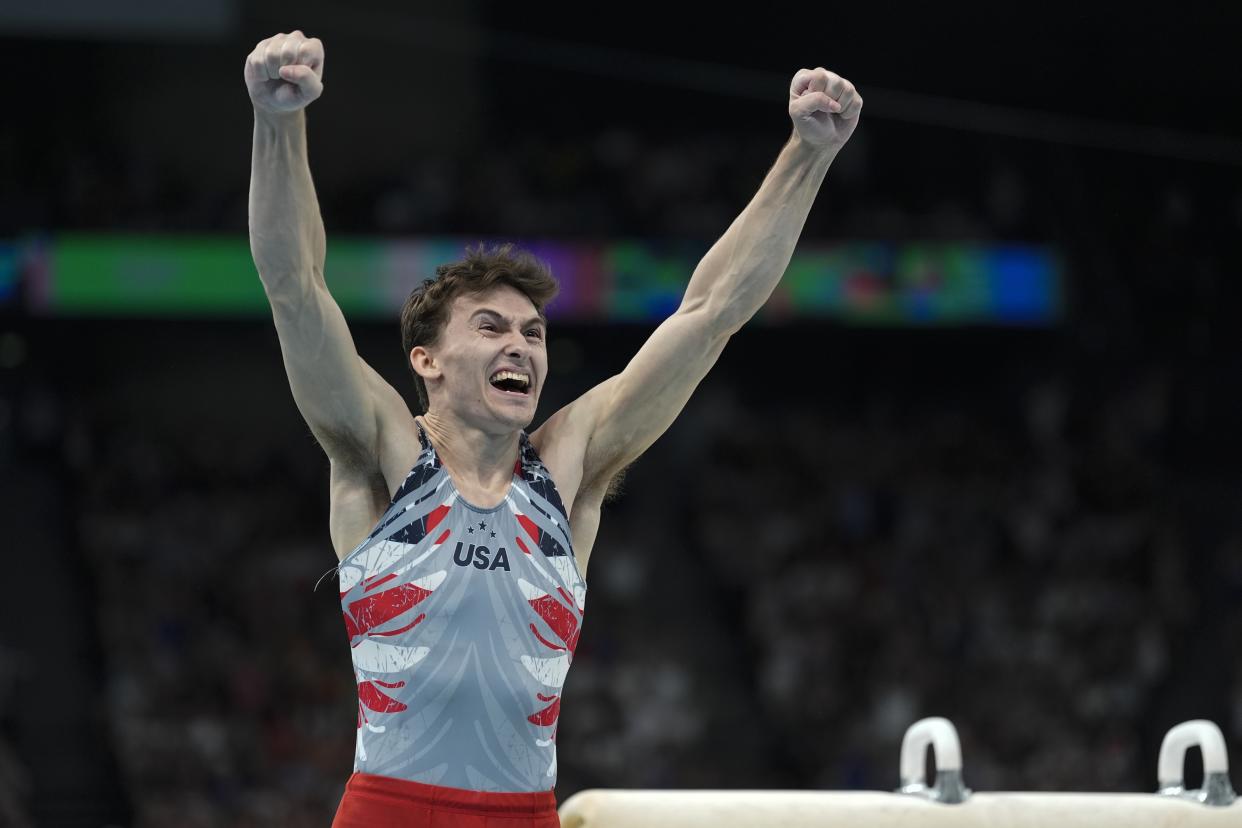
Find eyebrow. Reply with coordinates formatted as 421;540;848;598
470;308;547;329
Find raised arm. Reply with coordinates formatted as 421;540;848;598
562;68;863;489
246;31;398;465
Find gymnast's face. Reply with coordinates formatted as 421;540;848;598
421;284;547;433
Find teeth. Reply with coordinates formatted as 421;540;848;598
490;370;530;387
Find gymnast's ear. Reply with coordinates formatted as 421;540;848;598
410;346;440;381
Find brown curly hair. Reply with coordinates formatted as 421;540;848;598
399;243;559;413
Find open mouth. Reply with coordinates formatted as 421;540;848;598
489;369;531;396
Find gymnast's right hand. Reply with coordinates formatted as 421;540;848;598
244;30;324;115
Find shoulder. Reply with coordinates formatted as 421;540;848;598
363;378;424;497
528;392;603;516
319;369;418;470
531;378;617;462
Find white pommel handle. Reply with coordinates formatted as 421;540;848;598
900;717;963;785
1158;719;1230;785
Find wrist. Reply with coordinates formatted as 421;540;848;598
787;130;838;167
253;106;305;129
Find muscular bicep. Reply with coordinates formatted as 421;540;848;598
577;305;731;487
267;273;382;461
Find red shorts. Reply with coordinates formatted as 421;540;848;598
331;772;560;828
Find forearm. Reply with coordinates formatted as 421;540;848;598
248;109;327;290
683;132;836;332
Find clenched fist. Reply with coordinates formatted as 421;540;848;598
244;31;324;115
788;68;862;152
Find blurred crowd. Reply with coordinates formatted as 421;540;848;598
3;350;1226;826
79;427;347;826
684;376;1236;794
0;114;1056;243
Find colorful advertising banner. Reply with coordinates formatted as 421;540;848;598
15;234;1060;325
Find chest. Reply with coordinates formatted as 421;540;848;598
440;508;525;573
339;478;587;632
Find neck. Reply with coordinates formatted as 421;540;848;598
417;409;520;492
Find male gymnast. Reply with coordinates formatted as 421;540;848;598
244;29;861;827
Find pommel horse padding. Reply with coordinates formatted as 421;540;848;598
558;717;1238;827
557;790;1240;827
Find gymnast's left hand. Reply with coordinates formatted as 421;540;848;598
788;68;862;151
